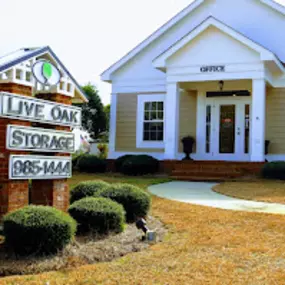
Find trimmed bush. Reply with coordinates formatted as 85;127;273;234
72;152;84;171
77;154;106;173
120;155;159;176
115;155;133;172
3;206;76;256
68;197;125;234
70;180;110;204
262;161;285;180
96;183;151;223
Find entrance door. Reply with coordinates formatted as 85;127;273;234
206;98;251;161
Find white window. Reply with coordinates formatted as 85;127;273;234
137;94;165;149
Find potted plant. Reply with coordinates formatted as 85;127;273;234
181;136;195;161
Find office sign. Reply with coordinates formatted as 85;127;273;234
200;65;225;73
0;92;81;127
9;155;72;180
7;125;75;153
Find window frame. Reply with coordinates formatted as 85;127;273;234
136;94;165;149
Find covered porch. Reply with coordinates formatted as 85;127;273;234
153;17;285;162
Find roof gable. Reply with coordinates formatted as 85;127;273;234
153;17;284;72
101;0;285;82
0;47;88;102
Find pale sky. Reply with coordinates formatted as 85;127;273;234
1;0;284;105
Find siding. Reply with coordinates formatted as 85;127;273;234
266;88;285;154
178;91;197;153
116;94;164;153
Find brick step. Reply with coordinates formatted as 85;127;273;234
171;171;242;178
171;176;232;182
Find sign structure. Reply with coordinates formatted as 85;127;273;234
200;65;225;73
7;125;75;153
0;92;81;127
32;60;61;86
9;155;72;180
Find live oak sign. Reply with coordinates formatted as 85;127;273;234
0;92;81;127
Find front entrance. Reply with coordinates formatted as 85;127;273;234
205;97;251;161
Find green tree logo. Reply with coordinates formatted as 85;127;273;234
42;62;53;83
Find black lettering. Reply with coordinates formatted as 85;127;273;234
61;109;70;123
7;97;21;115
41;135;50;148
35;104;45;119
54;162;63;174
23;102;34;116
70;111;78;123
31;134;41;147
12;130;23;146
51;106;61;121
62;161;71;175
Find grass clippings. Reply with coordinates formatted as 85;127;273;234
214;179;285;204
2;174;285;285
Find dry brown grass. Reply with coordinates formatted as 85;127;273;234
214;179;285;204
1;175;285;285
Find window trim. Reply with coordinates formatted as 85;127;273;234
136;94;165;149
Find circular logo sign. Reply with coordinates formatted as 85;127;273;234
32;60;61;86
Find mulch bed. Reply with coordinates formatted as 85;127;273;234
0;215;166;277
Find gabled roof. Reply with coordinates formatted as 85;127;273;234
0;46;88;102
101;0;285;82
153;16;285;73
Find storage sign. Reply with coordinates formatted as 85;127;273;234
7;125;75;153
0;92;81;127
9;155;72;180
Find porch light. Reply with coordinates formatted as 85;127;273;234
219;80;224;91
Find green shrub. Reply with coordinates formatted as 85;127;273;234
72;152;84;170
68;197;125;234
97;143;108;159
3;206;76;256
70;180;110;204
120;155;159;176
77;154;106;173
115;155;133;172
96;183;151;223
262;161;285;180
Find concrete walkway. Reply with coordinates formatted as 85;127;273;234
148;182;285;215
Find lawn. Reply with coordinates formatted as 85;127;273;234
214;180;285;204
2;174;285;285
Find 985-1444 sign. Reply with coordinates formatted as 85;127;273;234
9;155;72;180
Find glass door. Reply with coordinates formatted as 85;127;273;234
207;99;251;161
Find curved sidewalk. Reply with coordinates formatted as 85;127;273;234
148;182;285;215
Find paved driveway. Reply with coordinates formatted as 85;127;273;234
148;182;285;215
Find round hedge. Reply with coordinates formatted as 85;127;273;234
3;206;76;256
68;197;125;234
115;155;133;172
262;161;285;180
77;154;106;173
120;155;159;176
70;180;110;204
96;183;151;223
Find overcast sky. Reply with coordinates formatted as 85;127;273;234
1;0;284;104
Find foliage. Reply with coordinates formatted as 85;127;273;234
78;84;107;139
3;206;76;256
77;154;106;173
120;155;159;176
114;155;133;172
104;104;110;133
70;180;110;204
68;197;125;234
97;143;108;159
261;161;285;180
96;183;151;222
72;151;85;170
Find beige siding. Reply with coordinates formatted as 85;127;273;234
266;88;285;154
178;91;197;153
116;94;164;153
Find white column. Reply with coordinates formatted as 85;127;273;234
250;79;266;162
164;82;180;160
108;93;117;159
196;91;206;158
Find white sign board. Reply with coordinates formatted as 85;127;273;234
7;125;75;153
9;155;72;180
0;92;81;127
